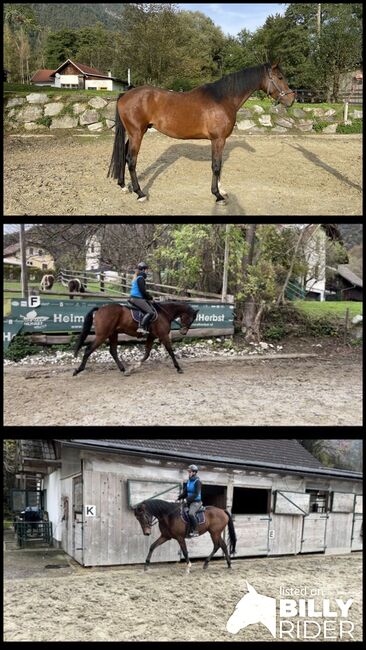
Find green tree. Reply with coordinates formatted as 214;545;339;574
45;29;80;68
4;3;40;82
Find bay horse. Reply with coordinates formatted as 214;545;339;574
40;274;54;291
134;499;237;572
73;301;198;376
108;62;295;204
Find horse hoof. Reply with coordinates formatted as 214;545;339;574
216;198;227;206
123;370;131;377
137;195;147;202
72;369;79;376
120;186;129;193
177;368;184;374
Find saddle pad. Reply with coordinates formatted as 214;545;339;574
127;303;158;324
181;508;206;526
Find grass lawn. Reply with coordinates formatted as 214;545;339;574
294;300;362;319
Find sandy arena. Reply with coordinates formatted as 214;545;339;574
4;131;362;216
3;347;362;426
3;541;362;642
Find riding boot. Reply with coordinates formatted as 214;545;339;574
188;514;199;537
139;312;153;334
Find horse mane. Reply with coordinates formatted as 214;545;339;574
201;63;268;102
142;499;180;518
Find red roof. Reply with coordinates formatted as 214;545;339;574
51;59;108;78
31;69;55;83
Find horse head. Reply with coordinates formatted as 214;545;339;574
226;581;276;637
264;62;295;107
134;502;152;536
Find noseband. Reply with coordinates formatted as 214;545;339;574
266;68;294;104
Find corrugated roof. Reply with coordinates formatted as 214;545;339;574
337;265;363;288
18;440;57;461
67;439;323;470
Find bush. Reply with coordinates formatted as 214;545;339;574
4;334;40;362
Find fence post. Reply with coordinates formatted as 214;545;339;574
344;308;349;345
100;271;105;293
343;100;349;124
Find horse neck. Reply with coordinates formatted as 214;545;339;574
230;64;267;110
161;302;185;321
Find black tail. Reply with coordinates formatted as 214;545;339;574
225;510;237;556
74;307;99;357
107;93;126;183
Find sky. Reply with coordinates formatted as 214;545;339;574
178;3;287;36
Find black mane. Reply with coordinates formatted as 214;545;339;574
142;499;180;518
201;63;268;102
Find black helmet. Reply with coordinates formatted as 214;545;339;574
188;464;198;472
137;262;148;270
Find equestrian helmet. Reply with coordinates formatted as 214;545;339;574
137;262;148;270
188;464;198;472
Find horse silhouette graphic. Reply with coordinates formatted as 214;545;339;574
226;581;276;637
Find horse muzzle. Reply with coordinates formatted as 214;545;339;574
143;528;151;536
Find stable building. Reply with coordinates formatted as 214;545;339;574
14;439;362;566
31;59;127;91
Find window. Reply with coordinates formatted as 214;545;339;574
29;247;33;255
306;489;329;513
232;487;270;514
38;249;43;255
90;244;94;253
42;263;47;270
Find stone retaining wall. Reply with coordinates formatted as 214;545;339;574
4;92;363;134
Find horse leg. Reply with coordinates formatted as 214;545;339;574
161;334;183;373
219;536;232;568
118;139;130;193
126;130;146;201
177;537;192;574
203;532;220;570
141;333;155;363
144;534;170;572
109;331;129;374
211;137;227;204
73;336;104;376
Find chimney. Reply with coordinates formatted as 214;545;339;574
108;70;112;78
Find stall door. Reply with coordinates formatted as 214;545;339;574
301;514;327;553
73;475;83;565
325;492;354;554
233;516;270;556
351;495;362;551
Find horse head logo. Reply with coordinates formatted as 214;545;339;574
226;581;276;638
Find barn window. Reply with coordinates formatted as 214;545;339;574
306;489;329;513
232;487;270;514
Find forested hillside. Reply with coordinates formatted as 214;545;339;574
29;3;124;30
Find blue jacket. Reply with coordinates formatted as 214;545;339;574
130;273;152;300
179;476;202;504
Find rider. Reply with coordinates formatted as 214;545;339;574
178;464;202;537
129;262;155;334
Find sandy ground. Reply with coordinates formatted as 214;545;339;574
4;131;362;216
3;541;362;641
3;350;362;426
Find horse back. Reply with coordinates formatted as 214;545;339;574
117;86;235;140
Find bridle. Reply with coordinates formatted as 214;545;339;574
266;67;294;104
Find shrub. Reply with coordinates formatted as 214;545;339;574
4;334;39;362
336;119;362;134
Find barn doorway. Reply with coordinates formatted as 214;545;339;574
202;484;227;509
232;486;271;514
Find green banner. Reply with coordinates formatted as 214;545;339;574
4;299;234;349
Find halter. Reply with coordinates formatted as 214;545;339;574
266;67;294;104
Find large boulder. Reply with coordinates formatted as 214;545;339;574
88;97;107;109
26;93;49;104
275;117;294;128
80;109;99;125
258;115;272;127
44;102;64;116
102;102;117;120
7;97;25;108
237;119;256;130
87;121;104;131
72;103;88;115
16;105;43;122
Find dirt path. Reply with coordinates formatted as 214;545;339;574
4;550;362;641
4;132;362;215
4;353;362;426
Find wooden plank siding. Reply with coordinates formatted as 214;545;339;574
52;447;362;567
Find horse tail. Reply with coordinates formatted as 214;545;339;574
225;510;237;556
107;93;126;183
74;307;99;357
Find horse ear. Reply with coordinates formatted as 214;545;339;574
246;581;258;594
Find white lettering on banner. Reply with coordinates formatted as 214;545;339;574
53;314;85;323
4;332;14;342
196;314;225;322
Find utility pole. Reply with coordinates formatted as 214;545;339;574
221;224;230;302
19;224;28;299
317;3;321;36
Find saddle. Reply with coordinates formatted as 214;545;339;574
181;506;206;531
126;301;158;325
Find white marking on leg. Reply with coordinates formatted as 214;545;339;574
218;181;228;196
